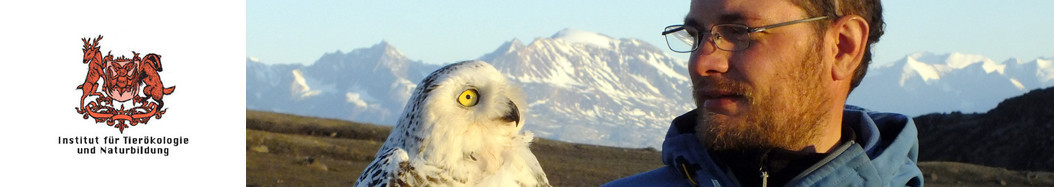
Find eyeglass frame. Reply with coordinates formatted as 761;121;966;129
662;16;829;53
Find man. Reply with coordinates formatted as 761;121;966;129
605;0;923;186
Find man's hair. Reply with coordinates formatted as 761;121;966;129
791;0;884;93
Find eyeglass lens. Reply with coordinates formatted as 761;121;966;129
664;26;696;52
713;25;750;51
664;25;754;52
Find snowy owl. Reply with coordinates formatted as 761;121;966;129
354;60;550;187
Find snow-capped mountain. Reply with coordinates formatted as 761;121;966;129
247;41;440;126
847;52;1054;116
481;28;693;148
247;29;692;148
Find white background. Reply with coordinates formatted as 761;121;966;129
0;1;245;186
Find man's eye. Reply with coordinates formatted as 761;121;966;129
726;27;749;35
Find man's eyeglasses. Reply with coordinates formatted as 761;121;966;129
662;16;829;53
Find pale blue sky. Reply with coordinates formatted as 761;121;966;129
248;1;1053;66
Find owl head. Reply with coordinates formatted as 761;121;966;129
391;60;527;164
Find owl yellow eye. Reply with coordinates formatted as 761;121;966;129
458;89;479;107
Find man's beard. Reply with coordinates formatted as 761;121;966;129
694;44;831;151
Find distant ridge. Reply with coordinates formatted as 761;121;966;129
914;86;1054;171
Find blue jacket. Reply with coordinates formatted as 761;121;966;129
604;106;924;186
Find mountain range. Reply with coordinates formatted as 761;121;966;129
247;28;1053;149
848;52;1054;116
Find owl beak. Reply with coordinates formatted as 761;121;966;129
500;100;520;127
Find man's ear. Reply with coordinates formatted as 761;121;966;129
827;15;870;81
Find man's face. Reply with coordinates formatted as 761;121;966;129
687;0;831;151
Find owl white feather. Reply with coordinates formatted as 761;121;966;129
355;60;551;187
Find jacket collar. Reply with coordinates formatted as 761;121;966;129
661;106;919;186
661;110;735;186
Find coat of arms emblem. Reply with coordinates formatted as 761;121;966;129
75;35;175;133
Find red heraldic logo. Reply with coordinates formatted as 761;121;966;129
75;35;175;133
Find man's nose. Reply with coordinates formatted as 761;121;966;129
689;42;730;77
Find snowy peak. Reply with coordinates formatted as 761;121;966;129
907;52;995;69
901;56;942;85
475;29;693;148
479;38;525;62
942;52;1003;74
902;52;1002;73
363;40;410;68
1036;58;1054;81
550;28;616;49
307;40;426;85
371;40;401;56
893;52;1011;86
489;28;690;92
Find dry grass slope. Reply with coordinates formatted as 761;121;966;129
919;162;1054;186
246;110;1054;186
246;110;662;186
